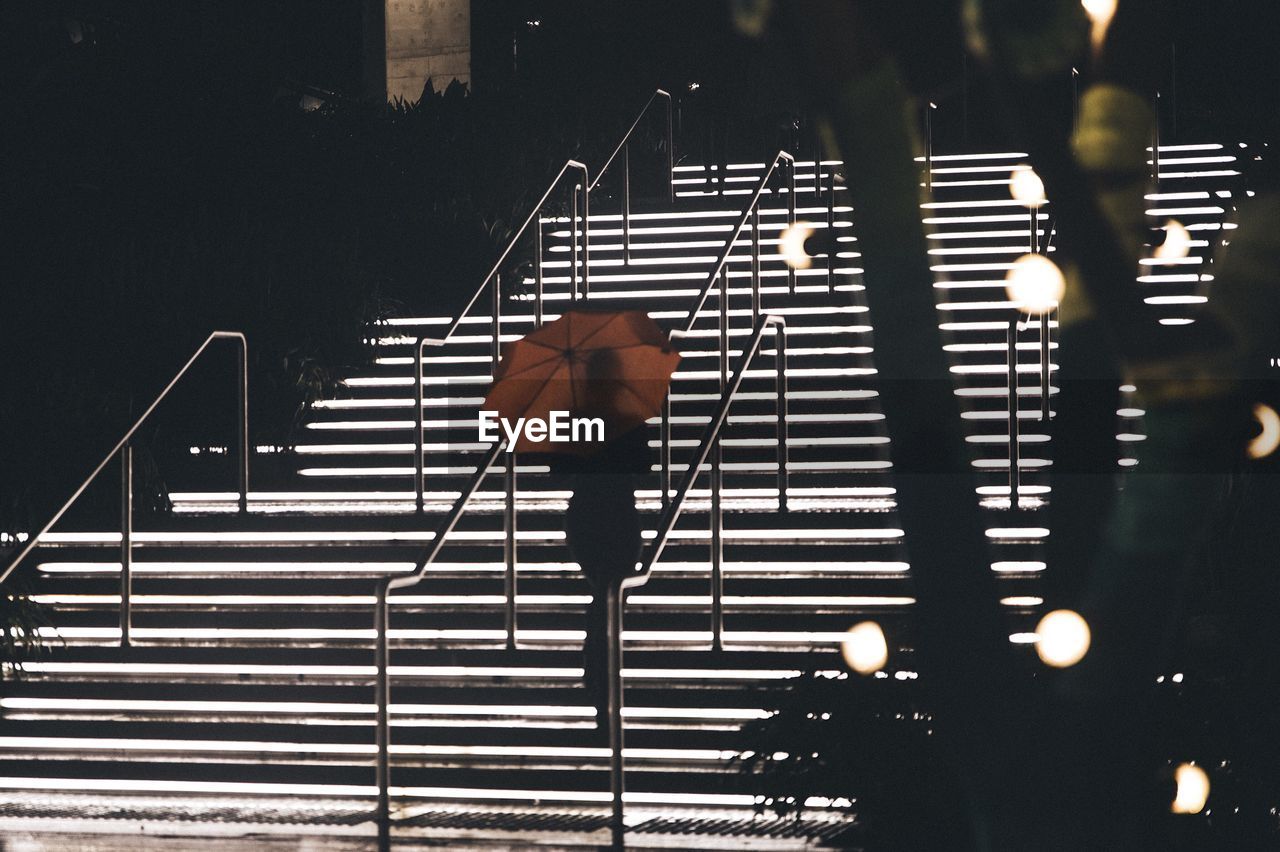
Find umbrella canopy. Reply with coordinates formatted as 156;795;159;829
482;310;683;455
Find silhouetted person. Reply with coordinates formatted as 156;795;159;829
557;426;650;727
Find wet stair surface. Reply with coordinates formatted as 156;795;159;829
0;147;1243;848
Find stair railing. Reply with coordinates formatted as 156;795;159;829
1005;312;1055;505
0;331;249;647
604;314;788;848
660;149;795;508
412;159;588;503
587;88;674;264
375;438;508;852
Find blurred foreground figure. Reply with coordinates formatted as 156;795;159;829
742;0;1280;846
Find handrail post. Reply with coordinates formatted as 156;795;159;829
1040;310;1051;422
535;219;545;328
751;206;761;326
786;159;797;295
774;322;789;513
1007;320;1021;504
120;443;132;648
492;273;502;374
607;581;625;848
661;395;672;511
375;579;393;852
414;339;426;513
826;168;837;294
665;94;674;205
581;177;591;299
505;457;518;650
376;441;506;849
571;187;580;302
711;438;723;652
622;142;632;266
236;339;249;513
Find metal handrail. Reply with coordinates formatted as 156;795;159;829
604;314;788;848
0;331;249;645
412;162;587;514
680;150;796;338
443;159;590;348
1005;312;1055;505
587;88;674;264
375;439;507;852
660;150;795;507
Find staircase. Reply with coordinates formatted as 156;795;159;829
0;142;1245;848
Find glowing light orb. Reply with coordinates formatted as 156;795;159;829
778;220;816;270
1155;220;1192;262
1248;403;1280;460
1034;609;1091;667
1005;254;1065;315
1172;763;1210;814
1009;168;1046;207
1081;0;1117;23
841;621;888;675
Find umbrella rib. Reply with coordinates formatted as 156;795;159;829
571;312;626;350
513;362;572;423
493;349;569;382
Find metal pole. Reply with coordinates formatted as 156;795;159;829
237;341;249;514
713;268;728;651
571;188;580;302
711;439;723;651
535;220;544;328
1007;320;1021;503
1041;312;1051;422
120;443;132;647
665;96;674;205
786;160;797;295
622;143;631;266
415;340;425;513
751;206;761;325
492;273;502;374
375;581;392;852
607;583;625;848
775;324;789;513
827;169;837;293
505;460;517;650
581;179;591;299
661;397;672;511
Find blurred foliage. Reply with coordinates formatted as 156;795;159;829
732;662;972;849
0;578;55;682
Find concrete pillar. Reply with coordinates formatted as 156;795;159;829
385;0;471;102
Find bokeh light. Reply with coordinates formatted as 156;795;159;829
1081;0;1118;24
1247;403;1280;460
1034;609;1091;667
841;621;888;675
1172;763;1210;814
1154;219;1192;262
778;220;816;270
1005;254;1065;315
1009;168;1046;207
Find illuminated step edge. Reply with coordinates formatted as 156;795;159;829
26;627;878;646
18;662;833;681
299;459;895;478
37;560;912;575
0;736;739;763
31;593;917;608
34;527;904;547
0;776;762;808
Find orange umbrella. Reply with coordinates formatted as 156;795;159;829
482;310;683;455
